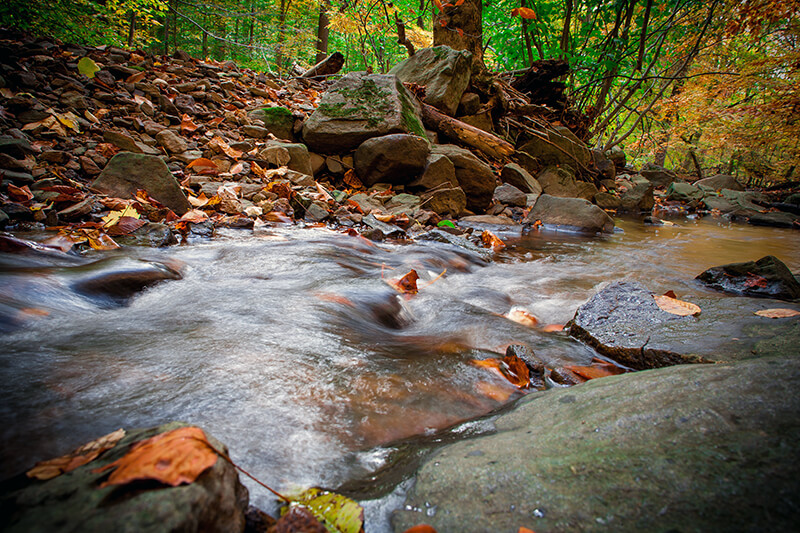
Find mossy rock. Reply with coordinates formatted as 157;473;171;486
248;106;296;141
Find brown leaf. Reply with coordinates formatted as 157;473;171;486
564;363;624;381
386;269;419;294
125;71;147;84
343;169;363;189
94;426;218;488
275;506;327;533
180;209;209;223
186;157;219;175
180;113;198;133
755;308;800;318
7;183;33;202
26;428;126;480
481;230;506;252
653;294;701;316
505;307;539;327
503;353;530;388
403;526;438;533
106;217;147;236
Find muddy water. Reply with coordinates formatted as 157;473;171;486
0;217;797;525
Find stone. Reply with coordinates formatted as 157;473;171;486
407;153;458;192
354;134;430;187
309;153;326;175
304;201;330;222
1;422;249;533
591;150;615;180
701;189;765;215
39;150;70;164
348;193;384;214
103;130;161;155
431;145;497;213
593;191;621;209
665;181;704;202
0;137;36;158
605;145;626;171
362;213;405;239
517;126;591;174
640;164;681;187
392;355;800;533
459;112;493;132
420;186;466;218
746;211;800;228
155;129;188;154
536;165;581;198
115;222;176;247
92;152;191;215
457;92;480;116
500;163;541;195
695;173;744;191
493;183;527;207
247;106;295;140
618;174;654;212
696;255;800;300
302;73;426;153
242;124;268;139
389;45;472;116
261;141;314;177
525;194;614;234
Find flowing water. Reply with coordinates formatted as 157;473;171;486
0;217;798;528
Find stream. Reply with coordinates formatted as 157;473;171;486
1;217;798;529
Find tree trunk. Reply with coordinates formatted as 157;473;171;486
520;0;534;66
395;12;415;57
433;0;483;72
127;12;136;48
163;11;169;55
302;52;344;78
418;0;425;28
315;1;330;64
276;0;290;74
420;103;514;159
560;0;572;59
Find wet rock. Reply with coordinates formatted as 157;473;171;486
746;211;799;228
517;126;591;174
696;255;800;300
115;222;177;248
348;193;384;214
392;355;800;533
431;145;496;213
500;163;541;196
416;228;491;262
593;191;621;209
701;189;765;215
57;198;95;221
354;134;430;187
385;193;421;214
407;153;458;192
525;194;614;234
0;422;248;533
640;164;682;187
591;150;615;180
493;183;527;207
247;106;295;141
261;141;314;177
103;130;161;156
68;256;183;302
419;186;466;218
389;45;472;116
665;181;703;203
617;174;654;212
304;201;330;222
0;137;36;159
695;173;744;191
362;214;405;239
302;73;425;153
155;129;188;154
92;152;191;215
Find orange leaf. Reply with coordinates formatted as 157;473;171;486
505;307;539;327
663;290;677;298
453;0;464;5
457;28;464;37
180;113;198;133
403;525;438;533
511;7;537;19
230;161;245;174
7;184;33;202
653;294;701;316
94;426;217;488
186;157;219;172
439;18;447;27
208;117;225;128
125;71;146;84
27;428;126;481
433;0;443;12
755;308;800;318
518;528;536;533
180;209;209;223
475;380;514;402
261;211;294;223
386;269;419;294
503;353;530;388
251;161;266;179
541;323;564;333
481;230;506;251
343;169;363;189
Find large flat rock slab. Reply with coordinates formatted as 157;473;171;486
393;355;800;532
566;281;800;369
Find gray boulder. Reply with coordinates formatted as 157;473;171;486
392;355;800;533
536;165;595;199
260;141;314;177
666;181;704;202
695;173;744;191
701;189;765;215
302;73;426;153
594;191;621;209
493;183;527;207
431;145;497;213
500;162;541;195
407;153;458;192
696;255;800;300
1;422;249;533
247;106;296;141
420;186;466;217
389;45;472;116
525;194;614;234
354;134;430;187
517;126;591;174
640;164;681;187
618;174;655;212
92;152;191;215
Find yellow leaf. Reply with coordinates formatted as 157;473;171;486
77;57;100;78
755;308;800;319
102;205;141;228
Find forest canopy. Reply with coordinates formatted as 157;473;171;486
1;0;798;182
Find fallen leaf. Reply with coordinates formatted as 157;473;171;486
180;209;209;223
188;193;210;207
286;487;364;533
207;117;225;128
262;211;293;223
181;113;199;133
7;183;33;202
125;71;146;84
475;380;515;402
77;57;100;78
518;528;536;533
102;205;140;228
186;157;219;174
744;272;769;289
386;269;419;294
505;307;539;327
275;506;327;532
504;353;530;388
653;294;701;316
481;230;506;251
56;112;81;132
230;161;245;174
94;426;217;488
755;308;800;318
541;324;564;333
343;168;363;189
84;110;100;124
27;428;126;480
564;364;623;381
403;525;438;533
250;161;266;179
106;217;147;236
663;290;677;298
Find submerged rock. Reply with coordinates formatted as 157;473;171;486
696;255;800;300
392;355;800;532
0;422;249;533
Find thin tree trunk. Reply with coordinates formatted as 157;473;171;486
315;1;331;63
127;12;136;48
418;0;425;28
636;0;653;71
560;0;572;59
249;0;255;45
521;0;534;66
163;12;169;55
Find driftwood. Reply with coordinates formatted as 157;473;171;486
301;52;345;79
420;102;514;160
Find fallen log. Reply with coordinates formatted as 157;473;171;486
420;103;514;160
301;52;345;79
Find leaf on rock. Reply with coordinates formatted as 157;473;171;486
275;506;327;533
180;209;209;223
77;57;100;78
481;230;506;252
755;308;800;318
653;294;701;316
56;112;81;133
102;205;140;228
518;528;536;533
343;169;363;189
188;193;210;207
27;428;126;481
286;487;364;533
94;426;218;488
744;272;768;289
564;358;626;381
186;157;219;175
505;307;539;327
402;525;438;533
106;217;147;236
503;353;530;388
386;269;419;294
437;220;455;228
230;161;245;174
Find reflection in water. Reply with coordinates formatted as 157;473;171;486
0;217;798;520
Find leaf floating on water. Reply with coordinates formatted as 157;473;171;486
386;269;419;295
77;57;100;78
505;307;539;327
653;294;701;316
476;380;515;402
755;308;800;319
94;426;218;488
286;487;365;533
481;230;506;251
27;428;126;481
518;528;536;533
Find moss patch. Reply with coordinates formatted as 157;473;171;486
259;106;293;119
398;87;426;138
318;79;394;127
